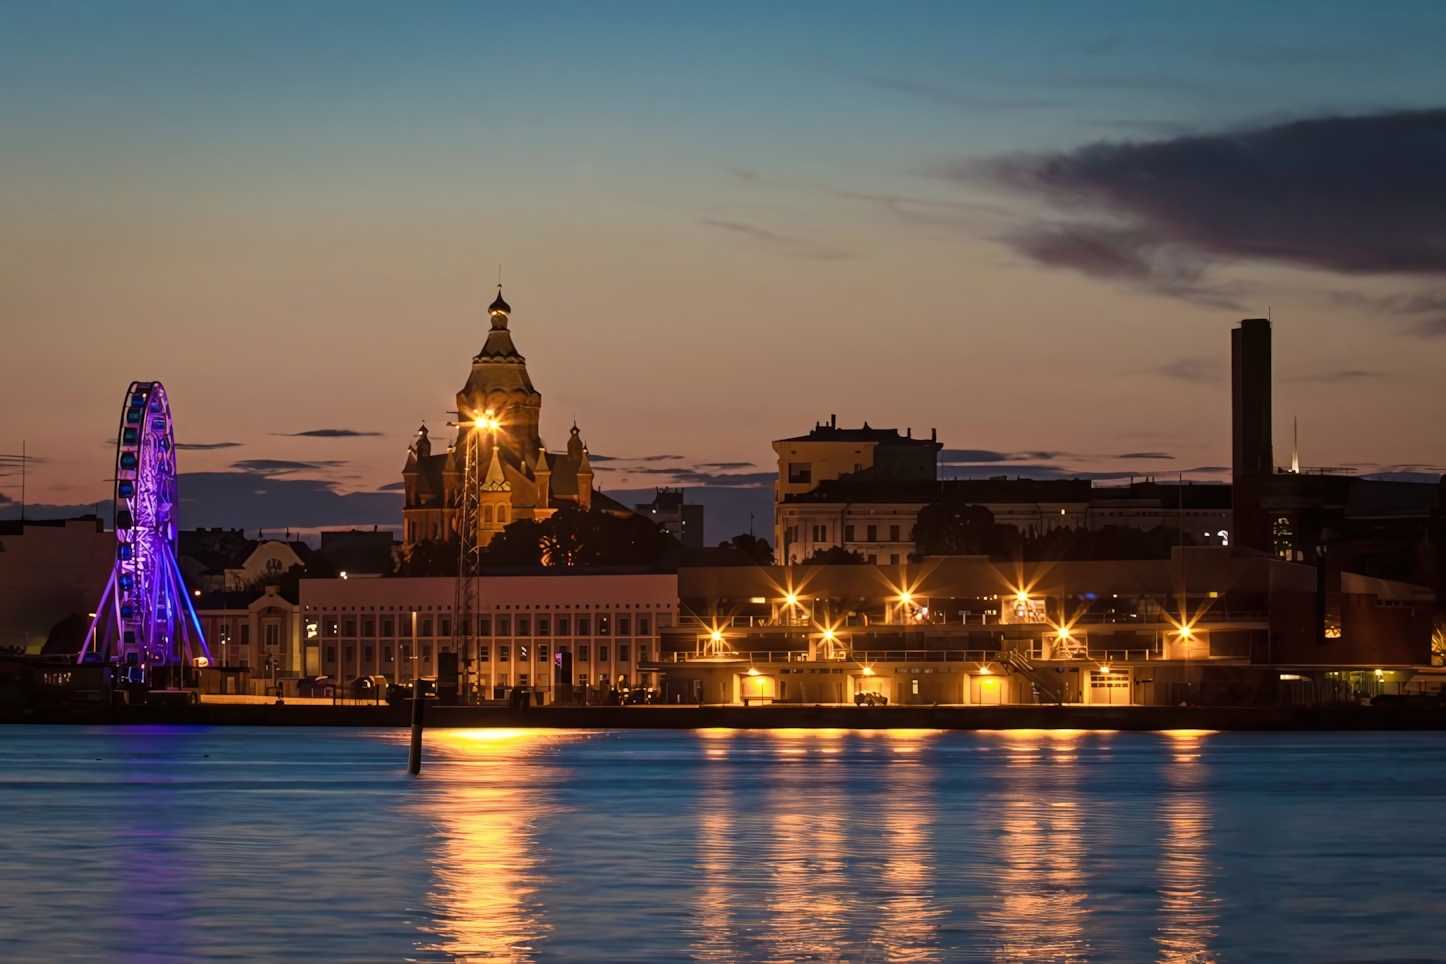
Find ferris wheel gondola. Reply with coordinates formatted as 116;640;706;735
78;381;209;674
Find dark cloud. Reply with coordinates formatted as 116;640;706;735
584;454;618;462
975;109;1446;300
376;481;405;491
175;441;243;450
230;459;347;476
696;462;756;470
277;429;383;438
638;454;685;462
939;449;1066;464
1117;452;1174;459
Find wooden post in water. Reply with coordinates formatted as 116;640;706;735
407;676;426;775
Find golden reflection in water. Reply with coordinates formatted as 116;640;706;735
689;766;740;962
1155;733;1219;964
762;731;852;962
869;738;946;963
411;729;581;963
984;730;1092;963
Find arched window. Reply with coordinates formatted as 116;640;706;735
498;505;508;524
484;505;493;523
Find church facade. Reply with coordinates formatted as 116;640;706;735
401;289;620;550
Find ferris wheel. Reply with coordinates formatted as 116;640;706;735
78;381;209;673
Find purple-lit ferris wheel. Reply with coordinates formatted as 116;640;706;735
78;381;209;672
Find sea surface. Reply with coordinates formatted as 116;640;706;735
0;726;1443;963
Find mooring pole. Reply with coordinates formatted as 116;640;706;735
407;676;426;775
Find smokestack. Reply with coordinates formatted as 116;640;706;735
1232;318;1272;477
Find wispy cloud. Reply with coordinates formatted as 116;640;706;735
699;218;850;260
230;459;347;476
696;461;756;470
1150;358;1222;383
176;441;244;451
939;449;1067;464
1290;369;1385;383
377;481;405;491
1117;452;1174;459
855;74;1061;112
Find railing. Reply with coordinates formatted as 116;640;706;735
678;611;1270;631
667;647;1174;664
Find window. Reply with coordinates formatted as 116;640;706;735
382;617;395;637
866;524;877;541
638;615;650;636
578;673;588;686
844;524;855;542
343;618;357;637
596;614;610;635
619;644;630;662
557;615;570;636
323;617;339;637
538;616;551;636
264;623;280;647
519;645;529;660
517;616;530;636
518;673;528;686
890;553;900;565
788;462;812;484
344;645;354;663
240;625;250;646
617;614;631;636
401;643;411;662
867;554;878;564
422;644;432;662
500;645;511;661
456;618;469;636
326;645;336;663
638;644;649;661
812;524;827;541
383;645;394;663
498;674;509;687
889;524;900;542
479;616;492;636
362;617;375;637
498;505;508;524
579;645;590;662
598;645;609;662
420;617;433;637
364;645;374;663
577;615;590;636
498;616;512;636
484;505;493;523
440;617;451;637
539;644;549;660
478;646;490;661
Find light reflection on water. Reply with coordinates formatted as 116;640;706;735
1;727;1445;962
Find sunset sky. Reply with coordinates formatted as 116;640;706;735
5;2;1446;535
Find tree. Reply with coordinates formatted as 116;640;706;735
912;503;1017;559
398;538;458;576
718;533;774;565
482;506;680;567
801;545;867;565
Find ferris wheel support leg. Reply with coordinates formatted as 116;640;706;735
75;570;117;665
167;551;210;664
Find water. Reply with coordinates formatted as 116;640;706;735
1;727;1443;963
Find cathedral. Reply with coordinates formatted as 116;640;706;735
401;288;627;549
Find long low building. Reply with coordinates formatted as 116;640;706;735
299;572;678;700
647;550;1434;707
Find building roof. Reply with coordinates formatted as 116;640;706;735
777;423;939;447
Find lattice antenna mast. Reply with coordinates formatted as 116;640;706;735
449;411;495;694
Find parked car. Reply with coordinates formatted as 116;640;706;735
351;675;388;701
854;691;888;706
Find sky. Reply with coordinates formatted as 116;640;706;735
4;1;1446;539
